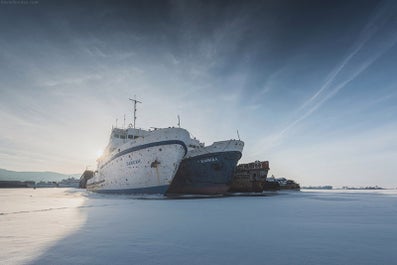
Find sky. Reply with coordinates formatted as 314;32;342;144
0;0;396;187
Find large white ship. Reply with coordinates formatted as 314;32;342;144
87;99;191;194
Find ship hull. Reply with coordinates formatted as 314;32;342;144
92;184;170;194
87;128;190;195
229;179;268;193
166;151;242;195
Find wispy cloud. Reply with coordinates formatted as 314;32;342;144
42;74;102;87
259;67;288;96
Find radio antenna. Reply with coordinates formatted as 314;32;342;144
129;96;142;129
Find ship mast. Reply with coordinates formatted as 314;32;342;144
129;96;142;129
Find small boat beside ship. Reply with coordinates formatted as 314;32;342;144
166;138;244;195
265;176;300;191
79;169;94;188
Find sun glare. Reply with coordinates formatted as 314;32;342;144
96;149;104;159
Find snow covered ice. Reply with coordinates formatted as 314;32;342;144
1;188;397;265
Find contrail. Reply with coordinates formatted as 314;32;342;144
299;39;368;111
277;0;397;139
256;36;395;154
278;35;397;139
298;1;394;111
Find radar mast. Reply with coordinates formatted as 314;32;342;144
129;96;142;129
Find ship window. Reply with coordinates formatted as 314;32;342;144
128;135;134;139
114;134;120;138
120;135;126;139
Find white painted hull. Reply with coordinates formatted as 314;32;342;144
87;128;190;194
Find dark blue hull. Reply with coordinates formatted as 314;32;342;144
166;151;242;195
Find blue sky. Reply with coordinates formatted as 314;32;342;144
0;0;396;187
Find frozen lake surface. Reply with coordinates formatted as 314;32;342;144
1;188;397;265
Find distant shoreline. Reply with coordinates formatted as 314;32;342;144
300;186;395;190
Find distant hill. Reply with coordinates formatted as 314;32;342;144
0;168;81;182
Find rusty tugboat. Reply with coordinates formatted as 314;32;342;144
229;160;270;193
229;161;300;193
